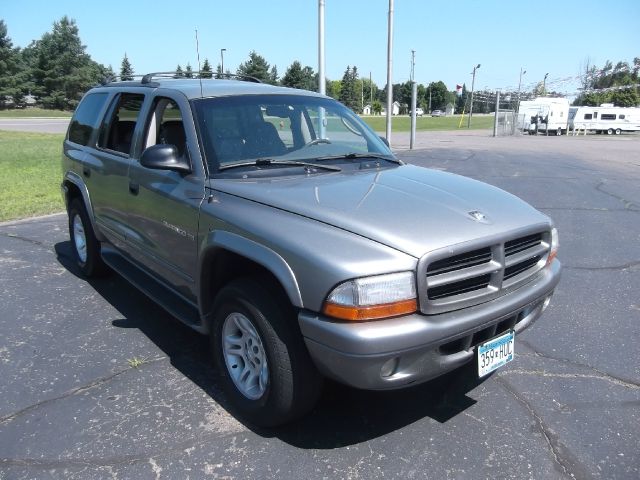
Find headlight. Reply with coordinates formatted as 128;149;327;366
322;272;417;321
547;227;559;265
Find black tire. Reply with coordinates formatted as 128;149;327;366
210;277;322;427
615;128;621;135
68;198;108;277
607;128;613;135
556;128;562;136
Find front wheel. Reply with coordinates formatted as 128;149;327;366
607;128;613;135
556;128;562;136
210;278;322;427
68;198;108;277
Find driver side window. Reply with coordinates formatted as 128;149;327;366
144;98;187;158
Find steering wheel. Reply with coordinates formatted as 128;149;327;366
304;138;332;147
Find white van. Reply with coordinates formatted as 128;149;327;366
569;105;640;135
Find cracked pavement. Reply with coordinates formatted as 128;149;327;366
1;132;639;479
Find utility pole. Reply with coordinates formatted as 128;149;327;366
410;50;417;150
318;0;325;96
428;87;432;113
467;63;480;128
385;0;394;144
220;48;226;76
318;0;326;138
543;72;549;96
369;71;373;106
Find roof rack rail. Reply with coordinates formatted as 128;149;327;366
139;72;262;84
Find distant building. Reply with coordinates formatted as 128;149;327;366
381;101;401;116
362;104;372;115
446;103;455;116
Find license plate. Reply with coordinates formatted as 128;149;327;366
478;330;514;377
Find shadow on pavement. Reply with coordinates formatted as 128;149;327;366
55;240;485;449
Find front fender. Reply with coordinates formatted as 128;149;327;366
62;171;106;242
200;230;303;308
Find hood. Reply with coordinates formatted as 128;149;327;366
214;165;550;258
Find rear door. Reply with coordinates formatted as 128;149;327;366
124;93;205;299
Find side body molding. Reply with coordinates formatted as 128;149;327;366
62;171;106;242
202;230;304;308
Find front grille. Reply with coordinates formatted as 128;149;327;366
421;230;550;314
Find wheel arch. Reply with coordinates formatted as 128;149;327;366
198;231;304;332
62;172;106;241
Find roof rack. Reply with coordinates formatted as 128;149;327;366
139;72;262;84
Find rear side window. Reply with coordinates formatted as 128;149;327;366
67;93;109;146
601;114;616;120
583;113;593;120
98;93;145;155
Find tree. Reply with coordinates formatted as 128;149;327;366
174;64;184;78
372;100;382;115
269;65;279;85
200;58;213;78
0;20;20;107
426;81;449;111
185;63;193;78
237;51;272;83
29;16;106;109
282;61;316;91
339;66;361;112
121;54;134;81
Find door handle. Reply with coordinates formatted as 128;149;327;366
129;182;139;195
82;166;91;178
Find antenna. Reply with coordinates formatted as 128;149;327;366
195;28;203;98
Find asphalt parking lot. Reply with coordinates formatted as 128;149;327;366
1;131;639;479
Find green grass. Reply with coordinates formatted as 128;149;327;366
0;108;72;118
0;130;65;222
361;114;494;132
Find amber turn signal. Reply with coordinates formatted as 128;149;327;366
323;298;418;321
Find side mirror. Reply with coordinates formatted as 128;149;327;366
379;136;390;147
140;144;191;174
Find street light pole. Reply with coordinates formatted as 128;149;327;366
543;72;549;96
467;63;480;128
517;67;526;112
220;48;226;77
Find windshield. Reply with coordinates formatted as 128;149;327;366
193;94;394;173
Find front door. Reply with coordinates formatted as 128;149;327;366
125;96;205;301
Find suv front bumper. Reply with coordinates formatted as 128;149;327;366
298;260;561;390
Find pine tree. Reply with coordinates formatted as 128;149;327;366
0;20;19;107
185;63;193;78
200;58;212;78
174;64;184;78
237;51;272;83
120;53;134;81
30;16;106;109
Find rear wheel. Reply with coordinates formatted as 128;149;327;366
210;278;322;427
615;128;621;135
607;128;613;135
68;198;108;277
556;128;562;136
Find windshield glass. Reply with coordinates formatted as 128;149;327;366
193;94;394;173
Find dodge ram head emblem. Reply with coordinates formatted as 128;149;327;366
468;210;489;223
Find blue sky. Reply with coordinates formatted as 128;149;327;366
2;0;639;95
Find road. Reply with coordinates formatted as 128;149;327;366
0;117;69;134
0;132;639;479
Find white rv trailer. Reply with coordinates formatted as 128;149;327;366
517;97;570;135
568;105;640;135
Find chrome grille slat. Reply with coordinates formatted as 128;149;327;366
421;230;550;314
427;260;501;288
504;244;547;268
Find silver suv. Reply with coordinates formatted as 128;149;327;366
62;74;561;426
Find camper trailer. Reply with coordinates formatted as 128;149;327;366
568;105;640;135
517;97;570;135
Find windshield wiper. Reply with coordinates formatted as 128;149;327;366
218;158;342;172
314;153;402;164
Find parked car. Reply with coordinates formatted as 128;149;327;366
411;107;424;116
62;74;561;426
431;109;443;117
